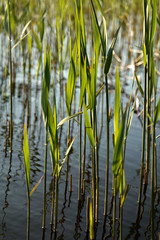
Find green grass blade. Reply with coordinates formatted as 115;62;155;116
89;201;94;240
36;54;42;79
104;26;120;75
94;0;104;16
41;46;51;125
150;0;157;44
135;73;144;97
32;28;42;52
120;184;129;207
84;102;95;148
57;111;83;129
143;43;147;67
114;67;121;143
59;130;78;174
23;124;30;195
79;57;87;108
66;42;77;115
112;109;127;176
154;98;160;125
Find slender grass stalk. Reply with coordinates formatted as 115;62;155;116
103;27;120;216
90;200;94;240
113;178;116;240
151;95;155;240
23;124;30;240
54;174;58;233
104;74;109;216
42;126;48;229
95;113;99;223
82;94;86;194
7;0;12;152
79;113;82;200
51;176;55;227
137;64;147;220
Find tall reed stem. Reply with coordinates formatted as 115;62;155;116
79;112;82;200
27;195;30;240
104;75;109;216
145;51;151;183
42;127;48;229
137;65;147;220
113;178;116;240
54;175;58;232
7;0;13;151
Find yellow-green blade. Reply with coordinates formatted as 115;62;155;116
23;124;30;195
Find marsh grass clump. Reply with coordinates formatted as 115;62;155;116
1;0;160;239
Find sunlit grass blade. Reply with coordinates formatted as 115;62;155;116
143;43;147;67
154;98;160;125
104;26;120;76
89;200;94;240
79;57;87;108
112;109;127;177
66;42;77;115
59;130;78;174
57;111;83;129
41;46;51;125
32;28;42;52
23;124;30;195
83;102;95;148
30;175;44;197
47;102;59;175
120;184;129;207
135;73;144;97
150;0;157;44
114;67;121;143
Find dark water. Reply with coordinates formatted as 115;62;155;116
0;2;160;240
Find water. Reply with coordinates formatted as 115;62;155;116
0;1;160;239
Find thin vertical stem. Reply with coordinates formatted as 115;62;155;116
27;195;30;240
54;175;58;233
104;75;109;216
82;95;86;194
151;123;155;240
51;176;55;227
137;65;147;220
78;112;82;200
66;120;70;182
95;113;99;223
113;178;116;240
7;0;13;151
92;108;96;225
42;127;48;229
